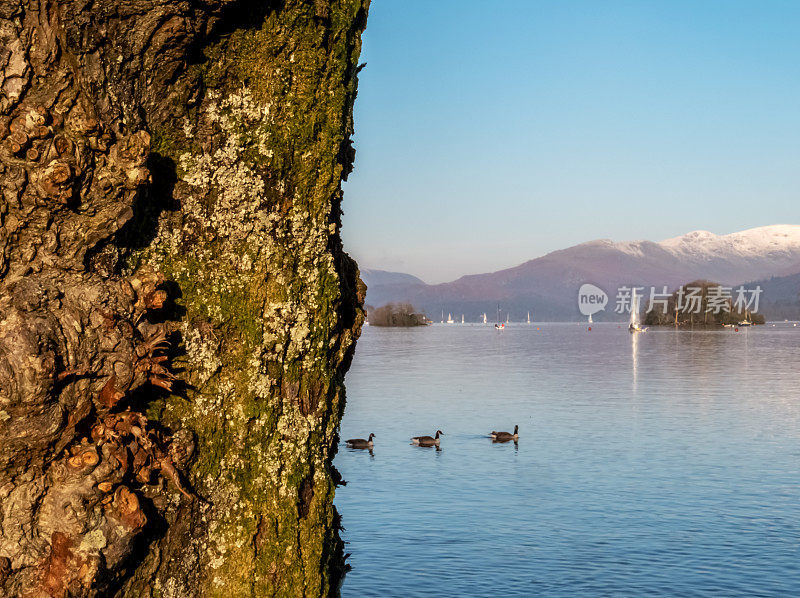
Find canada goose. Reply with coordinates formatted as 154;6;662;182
411;430;443;446
490;425;518;442
345;433;375;449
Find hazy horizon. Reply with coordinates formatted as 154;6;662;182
342;0;800;284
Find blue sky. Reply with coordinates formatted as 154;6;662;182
341;0;800;283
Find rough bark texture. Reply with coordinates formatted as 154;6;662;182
0;1;368;596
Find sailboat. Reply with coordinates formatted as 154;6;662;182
628;288;647;333
494;305;505;329
483;313;488;324
588;313;593;324
461;314;465;324
447;312;454;324
506;313;509;324
527;311;531;324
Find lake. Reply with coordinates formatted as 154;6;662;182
334;322;800;597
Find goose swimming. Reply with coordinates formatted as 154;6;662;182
345;433;375;449
411;430;443;446
490;425;518;442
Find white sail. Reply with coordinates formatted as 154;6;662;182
588;313;593;324
527;311;531;324
483;313;487;324
461;314;464;324
629;288;647;332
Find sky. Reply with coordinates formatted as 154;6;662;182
341;0;800;284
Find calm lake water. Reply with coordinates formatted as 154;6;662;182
335;322;800;597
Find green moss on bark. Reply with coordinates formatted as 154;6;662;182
123;1;368;595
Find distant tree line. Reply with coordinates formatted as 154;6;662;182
367;303;429;327
643;280;765;327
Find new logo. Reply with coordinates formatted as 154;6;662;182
578;283;608;317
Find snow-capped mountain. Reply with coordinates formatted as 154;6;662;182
363;225;800;320
660;225;800;263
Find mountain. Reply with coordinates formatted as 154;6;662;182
364;225;800;321
360;268;426;288
360;269;427;308
659;225;800;281
742;271;800;319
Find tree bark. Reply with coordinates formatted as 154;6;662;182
0;1;368;596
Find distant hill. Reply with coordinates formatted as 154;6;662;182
741;271;800;319
360;269;427;309
360;269;426;288
363;225;800;321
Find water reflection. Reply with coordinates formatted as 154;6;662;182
345;447;375;458
631;329;639;393
491;438;519;452
410;443;442;452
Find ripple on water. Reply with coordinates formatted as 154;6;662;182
336;323;800;597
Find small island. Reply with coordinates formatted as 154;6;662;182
367;303;431;327
644;280;765;327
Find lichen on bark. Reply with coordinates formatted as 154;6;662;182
0;0;368;596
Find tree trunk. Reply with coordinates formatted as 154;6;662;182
0;1;368;596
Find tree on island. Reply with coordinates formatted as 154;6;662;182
644;280;765;327
368;303;429;327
